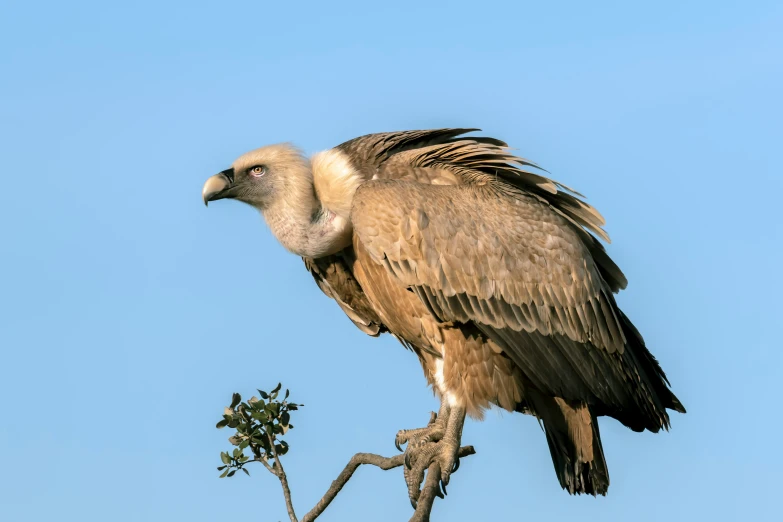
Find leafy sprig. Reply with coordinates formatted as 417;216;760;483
216;383;302;478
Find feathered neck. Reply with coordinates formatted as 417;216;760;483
261;148;364;258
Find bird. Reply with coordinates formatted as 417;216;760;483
202;128;685;504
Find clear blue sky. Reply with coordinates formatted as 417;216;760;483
1;1;781;521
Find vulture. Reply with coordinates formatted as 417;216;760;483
202;129;685;503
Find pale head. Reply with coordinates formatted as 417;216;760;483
202;143;310;210
202;143;363;258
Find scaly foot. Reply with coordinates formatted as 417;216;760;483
395;410;445;455
396;403;466;508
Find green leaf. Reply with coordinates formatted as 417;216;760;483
271;383;282;394
220;452;230;465
217;465;227;471
287;404;298;411
281;411;290;426
266;403;280;417
232;448;240;458
258;390;269;399
216;419;229;429
284;389;290;400
230;393;242;409
239;439;249;450
242;468;250;476
220;469;229;478
227;470;236;477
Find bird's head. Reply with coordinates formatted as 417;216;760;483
202;141;362;257
202;143;310;210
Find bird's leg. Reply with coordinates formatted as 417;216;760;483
397;400;466;508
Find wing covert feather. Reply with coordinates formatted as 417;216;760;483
352;179;626;353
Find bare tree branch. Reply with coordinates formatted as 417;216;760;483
300;446;475;522
268;432;299;522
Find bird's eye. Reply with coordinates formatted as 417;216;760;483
249;165;266;177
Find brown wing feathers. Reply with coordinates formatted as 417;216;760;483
341;129;627;293
354;181;625;352
352;183;668;430
346;129;683;431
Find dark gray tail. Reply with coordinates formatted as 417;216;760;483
530;394;610;495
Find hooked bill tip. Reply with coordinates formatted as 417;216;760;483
202;172;231;205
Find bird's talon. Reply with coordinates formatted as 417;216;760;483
395;430;408;452
441;472;450;487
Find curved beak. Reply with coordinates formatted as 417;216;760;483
202;168;235;206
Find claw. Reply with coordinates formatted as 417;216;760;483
441;472;450;487
441;480;448;496
395;430;407;452
452;458;460;474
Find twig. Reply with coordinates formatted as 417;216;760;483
300;446;475;522
268;432;299;522
256;456;277;476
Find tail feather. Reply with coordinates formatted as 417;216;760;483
529;394;609;495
